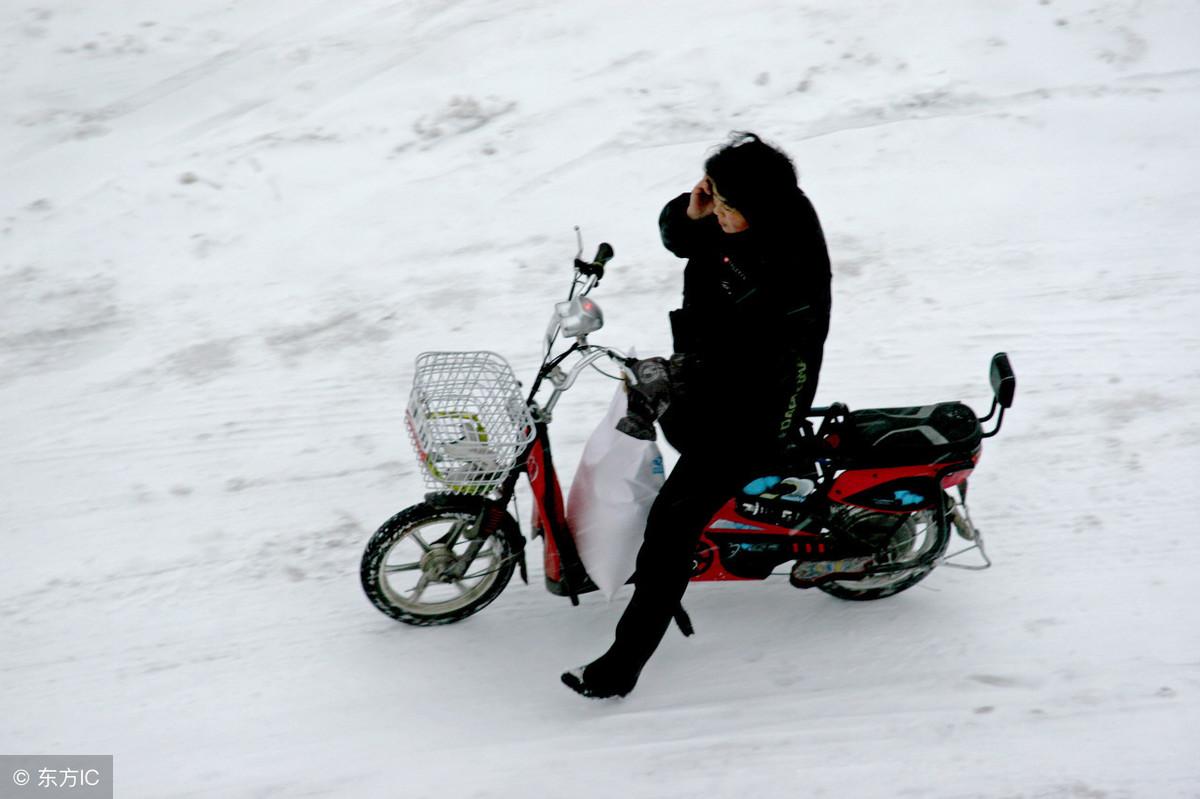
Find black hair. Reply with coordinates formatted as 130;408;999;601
703;131;800;227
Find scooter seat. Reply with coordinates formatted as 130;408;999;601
834;402;981;467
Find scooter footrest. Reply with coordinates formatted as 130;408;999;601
789;556;874;588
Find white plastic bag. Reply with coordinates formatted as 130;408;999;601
567;384;666;599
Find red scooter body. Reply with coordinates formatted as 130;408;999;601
531;379;1006;596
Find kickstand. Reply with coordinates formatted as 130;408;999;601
940;528;993;571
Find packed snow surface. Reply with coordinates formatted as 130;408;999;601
3;1;1199;796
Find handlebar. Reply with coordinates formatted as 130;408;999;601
533;233;630;409
574;242;613;281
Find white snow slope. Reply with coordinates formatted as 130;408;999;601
3;1;1199;797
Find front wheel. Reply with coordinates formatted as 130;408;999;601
360;498;518;626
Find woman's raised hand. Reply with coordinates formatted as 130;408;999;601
686;176;714;220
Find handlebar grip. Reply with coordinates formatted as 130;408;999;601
594;242;614;267
575;242;613;278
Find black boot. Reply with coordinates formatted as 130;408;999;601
560;659;640;699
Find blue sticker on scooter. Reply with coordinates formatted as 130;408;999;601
742;475;782;496
709;519;766;532
894;490;925;507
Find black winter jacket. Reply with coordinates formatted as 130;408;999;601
656;191;832;461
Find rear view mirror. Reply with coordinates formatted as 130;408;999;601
990;352;1016;409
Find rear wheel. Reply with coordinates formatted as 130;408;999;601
816;502;948;601
361;499;517;626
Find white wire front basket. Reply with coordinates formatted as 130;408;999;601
406;351;536;494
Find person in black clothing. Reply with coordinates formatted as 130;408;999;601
562;132;832;699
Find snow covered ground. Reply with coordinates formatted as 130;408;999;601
3;1;1199;796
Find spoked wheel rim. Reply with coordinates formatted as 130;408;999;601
830;507;941;591
378;511;507;616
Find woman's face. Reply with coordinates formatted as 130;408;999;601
709;179;749;234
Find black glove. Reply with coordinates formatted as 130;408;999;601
616;357;673;440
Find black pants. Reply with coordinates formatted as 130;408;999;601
588;451;752;685
588;348;822;686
